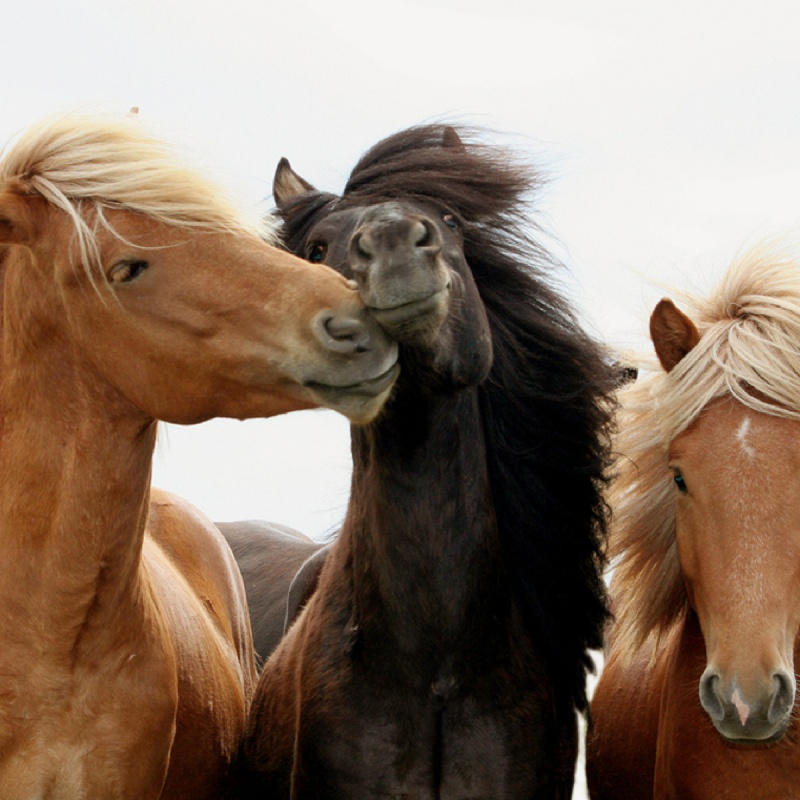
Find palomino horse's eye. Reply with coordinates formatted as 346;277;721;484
110;259;149;284
673;471;688;494
307;243;328;264
442;214;459;231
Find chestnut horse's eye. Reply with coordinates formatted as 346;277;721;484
110;259;149;284
673;471;688;494
307;243;328;264
442;213;459;231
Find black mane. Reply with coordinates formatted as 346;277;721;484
280;124;617;712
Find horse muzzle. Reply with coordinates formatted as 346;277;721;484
699;666;796;743
347;203;452;344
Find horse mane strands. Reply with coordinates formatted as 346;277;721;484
0;112;277;277
610;239;800;659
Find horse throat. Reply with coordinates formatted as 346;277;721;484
344;386;501;654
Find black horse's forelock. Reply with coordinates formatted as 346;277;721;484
280;124;617;712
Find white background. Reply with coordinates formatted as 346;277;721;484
4;2;800;794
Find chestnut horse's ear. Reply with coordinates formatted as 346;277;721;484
0;192;41;246
442;126;466;151
273;158;318;210
650;298;700;372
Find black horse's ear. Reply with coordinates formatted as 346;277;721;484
442;126;466;151
650;298;700;372
273;158;318;210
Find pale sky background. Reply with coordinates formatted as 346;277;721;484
5;2;800;796
5;0;799;537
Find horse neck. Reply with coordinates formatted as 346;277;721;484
342;381;502;650
0;252;157;661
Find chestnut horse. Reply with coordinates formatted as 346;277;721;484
586;243;800;798
0;113;398;800
234;125;617;798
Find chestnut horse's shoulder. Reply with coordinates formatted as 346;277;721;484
146;489;256;684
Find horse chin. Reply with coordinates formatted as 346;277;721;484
369;286;450;344
711;716;791;746
305;361;400;424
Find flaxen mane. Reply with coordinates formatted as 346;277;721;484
610;241;800;658
0;113;276;274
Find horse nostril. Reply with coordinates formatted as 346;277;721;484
352;231;374;261
699;670;725;721
769;670;795;725
412;219;431;248
314;311;370;354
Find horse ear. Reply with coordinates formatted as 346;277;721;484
442;126;466;151
649;298;700;372
0;192;41;246
273;158;317;210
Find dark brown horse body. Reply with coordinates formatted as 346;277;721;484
235;126;616;798
217;521;325;662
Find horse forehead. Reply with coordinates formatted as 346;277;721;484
357;199;425;221
676;400;800;465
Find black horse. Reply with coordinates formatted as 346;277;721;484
234;125;617;798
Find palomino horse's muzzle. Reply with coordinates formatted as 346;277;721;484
699;665;796;742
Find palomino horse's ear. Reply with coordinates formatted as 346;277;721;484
273;158;318;210
649;298;701;372
442;126;466;151
0;192;42;246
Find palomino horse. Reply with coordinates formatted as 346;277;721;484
234;125;617;798
0;113;398;800
586;243;800;798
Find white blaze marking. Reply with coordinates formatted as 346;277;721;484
735;417;757;458
732;688;750;726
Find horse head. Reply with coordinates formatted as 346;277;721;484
651;297;800;743
273;130;496;391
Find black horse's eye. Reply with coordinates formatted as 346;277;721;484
110;259;149;284
673;471;688;494
442;213;459;231
307;243;328;263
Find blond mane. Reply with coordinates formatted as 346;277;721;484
610;240;800;658
0;112;277;272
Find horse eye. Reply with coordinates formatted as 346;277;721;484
673;472;688;494
307;243;328;263
110;259;149;284
442;214;459;231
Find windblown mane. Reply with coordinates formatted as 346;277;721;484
282;125;618;711
0;113;276;274
610;241;800;659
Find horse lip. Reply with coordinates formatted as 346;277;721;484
717;729;786;746
369;286;450;328
306;361;400;398
712;719;789;746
